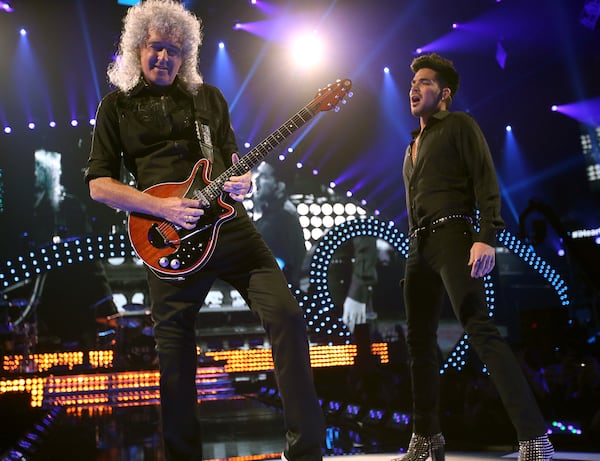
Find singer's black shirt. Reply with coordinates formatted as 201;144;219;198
403;110;505;246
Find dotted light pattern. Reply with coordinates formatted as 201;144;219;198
442;228;570;373
0;367;232;408
0;223;570;373
0;234;133;289
497;229;569;306
204;343;389;371
2;343;389;378
0;345;390;409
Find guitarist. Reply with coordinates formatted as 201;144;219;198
84;1;324;461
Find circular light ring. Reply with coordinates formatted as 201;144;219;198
299;217;409;344
300;218;571;366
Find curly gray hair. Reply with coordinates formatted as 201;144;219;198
107;0;204;93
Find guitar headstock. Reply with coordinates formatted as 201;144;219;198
308;78;353;114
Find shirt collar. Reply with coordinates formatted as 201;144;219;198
129;75;191;98
410;110;450;137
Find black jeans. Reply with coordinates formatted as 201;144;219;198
403;221;547;440
147;218;324;461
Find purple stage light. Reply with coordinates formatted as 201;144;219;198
0;1;13;13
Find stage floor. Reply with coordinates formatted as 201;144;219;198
13;395;599;461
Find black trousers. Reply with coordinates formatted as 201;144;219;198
146;218;324;461
403;221;547;441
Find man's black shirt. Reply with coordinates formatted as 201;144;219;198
403;110;505;246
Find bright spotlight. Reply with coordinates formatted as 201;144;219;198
291;31;323;68
218;41;225;49
19;28;26;36
70;119;78;127
384;67;390;74
1;2;14;13
505;125;512;132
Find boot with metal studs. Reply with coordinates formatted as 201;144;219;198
391;432;445;461
518;434;554;461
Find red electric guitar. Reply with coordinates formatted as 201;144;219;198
128;78;353;277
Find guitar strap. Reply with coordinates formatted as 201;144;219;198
192;85;214;161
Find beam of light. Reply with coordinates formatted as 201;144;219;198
552;97;600;127
382;69;413;144
329;69;412;222
77;1;102;114
415;2;520;56
248;1;281;17
353;4;420;80
500;125;528;184
13;27;52;127
496;174;520;227
207;40;240;104
503;155;586;196
232;19;286;42
287;116;323;152
229;42;270;113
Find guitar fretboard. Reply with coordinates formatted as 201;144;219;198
192;106;315;204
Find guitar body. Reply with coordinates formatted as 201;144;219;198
128;159;236;277
127;78;352;277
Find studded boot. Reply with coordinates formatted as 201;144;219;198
391;432;445;461
518;434;554;461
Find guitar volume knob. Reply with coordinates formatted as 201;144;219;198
170;259;181;269
158;257;169;268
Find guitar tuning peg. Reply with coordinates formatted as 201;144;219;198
334;106;341;112
347;91;354;98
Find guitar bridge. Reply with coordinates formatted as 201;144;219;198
148;223;173;249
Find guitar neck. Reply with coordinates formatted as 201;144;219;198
194;104;317;203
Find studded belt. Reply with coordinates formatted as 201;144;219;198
409;214;473;240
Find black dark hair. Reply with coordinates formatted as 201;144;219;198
411;53;460;101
